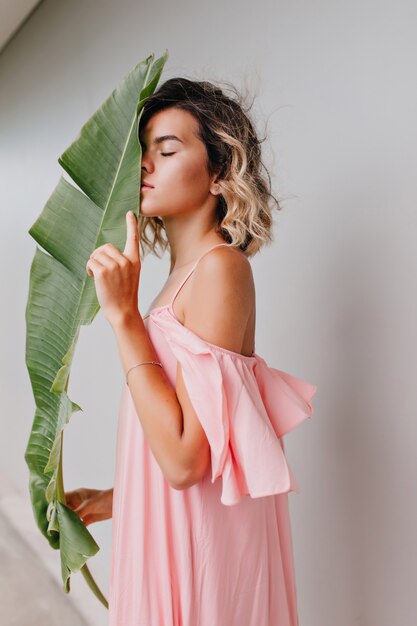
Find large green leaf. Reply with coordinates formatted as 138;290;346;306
24;51;168;605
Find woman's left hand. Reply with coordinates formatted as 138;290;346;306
86;211;141;327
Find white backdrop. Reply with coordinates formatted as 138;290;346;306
0;0;416;624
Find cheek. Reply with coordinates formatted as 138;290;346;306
173;155;210;192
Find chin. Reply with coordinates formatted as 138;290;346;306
139;203;158;218
140;204;181;219
139;212;160;220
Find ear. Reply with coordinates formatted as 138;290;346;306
209;173;222;196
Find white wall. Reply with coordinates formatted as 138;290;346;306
1;0;416;624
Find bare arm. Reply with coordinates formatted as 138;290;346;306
87;212;204;489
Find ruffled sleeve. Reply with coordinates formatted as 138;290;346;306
150;309;317;506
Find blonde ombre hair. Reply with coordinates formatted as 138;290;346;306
137;77;281;259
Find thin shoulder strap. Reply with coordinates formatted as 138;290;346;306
170;242;230;310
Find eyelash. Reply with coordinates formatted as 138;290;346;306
161;152;175;157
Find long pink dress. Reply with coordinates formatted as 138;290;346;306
109;243;317;626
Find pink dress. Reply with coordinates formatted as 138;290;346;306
109;243;317;626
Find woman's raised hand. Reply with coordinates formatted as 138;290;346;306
85;211;141;327
64;487;113;527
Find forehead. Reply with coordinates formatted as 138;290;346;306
139;108;200;144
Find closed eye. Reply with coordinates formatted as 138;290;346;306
161;152;175;157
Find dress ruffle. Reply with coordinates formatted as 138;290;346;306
150;307;317;506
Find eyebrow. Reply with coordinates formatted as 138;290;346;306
140;134;184;148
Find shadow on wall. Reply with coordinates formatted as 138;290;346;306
0;510;89;625
0;474;90;626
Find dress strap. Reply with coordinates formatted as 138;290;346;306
170;242;231;311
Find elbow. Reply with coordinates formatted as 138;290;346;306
168;468;196;491
166;451;194;491
168;476;189;491
168;460;209;492
168;436;211;491
169;478;197;492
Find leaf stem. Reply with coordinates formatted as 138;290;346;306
80;563;109;609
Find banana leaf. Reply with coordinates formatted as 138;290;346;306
24;50;168;607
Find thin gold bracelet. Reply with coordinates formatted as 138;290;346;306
126;361;163;385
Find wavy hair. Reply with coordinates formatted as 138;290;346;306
137;77;281;258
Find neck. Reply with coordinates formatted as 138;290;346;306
162;212;225;274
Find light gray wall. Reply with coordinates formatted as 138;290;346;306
1;0;416;624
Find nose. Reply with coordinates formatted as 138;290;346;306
141;150;154;174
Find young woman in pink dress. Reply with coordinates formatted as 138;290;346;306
65;77;317;625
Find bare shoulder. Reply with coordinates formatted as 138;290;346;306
183;245;255;354
193;244;254;303
198;244;253;278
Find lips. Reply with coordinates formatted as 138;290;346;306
141;181;154;188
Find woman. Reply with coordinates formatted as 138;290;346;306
65;77;317;625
